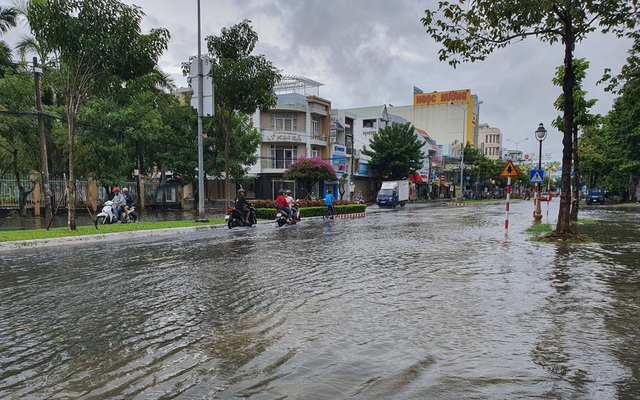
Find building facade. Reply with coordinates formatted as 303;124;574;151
248;76;332;200
478;123;502;161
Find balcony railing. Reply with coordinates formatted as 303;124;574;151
311;133;326;142
261;157;298;170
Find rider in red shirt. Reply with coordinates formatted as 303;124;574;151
276;189;292;222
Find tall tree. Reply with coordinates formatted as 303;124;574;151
422;0;639;237
204;19;281;208
203;112;263;182
0;69;39;216
0;5;18;76
361;122;425;180
27;0;169;230
551;59;599;222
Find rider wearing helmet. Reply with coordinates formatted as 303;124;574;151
112;187;126;222
235;188;251;224
275;189;293;223
121;187;134;221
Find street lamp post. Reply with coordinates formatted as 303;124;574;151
505;137;528;164
533;123;547;221
450;102;468;200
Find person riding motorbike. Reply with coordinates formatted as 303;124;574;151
235;188;251;224
285;190;299;221
122;187;134;221
275;189;293;223
111;187;126;222
285;190;296;209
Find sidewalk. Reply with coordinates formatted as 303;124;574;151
0;223;229;252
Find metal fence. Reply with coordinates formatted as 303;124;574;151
0;178;98;209
0;178;180;209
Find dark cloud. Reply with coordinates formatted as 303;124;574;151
4;0;632;160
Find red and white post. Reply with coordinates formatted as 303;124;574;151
505;177;512;235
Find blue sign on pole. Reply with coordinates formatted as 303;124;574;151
530;169;544;183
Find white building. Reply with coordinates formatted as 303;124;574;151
478;123;502;161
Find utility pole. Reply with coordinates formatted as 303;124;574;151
33;57;52;224
195;0;208;222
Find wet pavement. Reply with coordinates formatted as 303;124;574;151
1;200;640;399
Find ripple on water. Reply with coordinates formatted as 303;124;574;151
2;203;640;398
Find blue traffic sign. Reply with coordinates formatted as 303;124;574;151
530;169;544;183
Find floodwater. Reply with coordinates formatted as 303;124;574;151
1;200;639;399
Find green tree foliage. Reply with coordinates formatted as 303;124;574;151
203;112;262;181
597;30;640;201
422;0;639;236
463;143;508;188
0;5;18;76
283;157;337;198
551;58;600;221
582;78;640;201
203;19;281;206
27;0;169;229
0;69;39;215
361;122;424;180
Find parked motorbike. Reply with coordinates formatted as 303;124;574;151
95;201;138;225
226;204;257;229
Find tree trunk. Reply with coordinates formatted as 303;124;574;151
556;29;577;236
67;104;77;231
570;127;580;222
10;149;35;217
34;57;52;224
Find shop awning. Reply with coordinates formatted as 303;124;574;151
409;173;424;183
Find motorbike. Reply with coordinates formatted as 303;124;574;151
95;201;138;225
276;203;301;227
226;204;257;229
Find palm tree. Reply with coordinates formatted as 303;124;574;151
0;5;18;75
0;6;18;33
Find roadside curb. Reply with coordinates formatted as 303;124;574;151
334;212;366;219
0;224;227;252
445;202;471;206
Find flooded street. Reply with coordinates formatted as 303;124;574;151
1;200;640;399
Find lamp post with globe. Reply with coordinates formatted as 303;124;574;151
533;123;547;221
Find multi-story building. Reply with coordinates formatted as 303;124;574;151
478;123;502;161
388;89;481;151
248;76;332;200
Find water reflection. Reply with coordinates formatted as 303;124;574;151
1;201;640;398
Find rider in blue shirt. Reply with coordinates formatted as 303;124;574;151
325;189;335;218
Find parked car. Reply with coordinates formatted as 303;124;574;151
539;191;554;201
585;188;606;205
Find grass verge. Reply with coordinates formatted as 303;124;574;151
0;219;226;243
525;221;592;243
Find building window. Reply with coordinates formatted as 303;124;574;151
312;116;320;134
311;146;320;158
269;145;298;169
363;119;375;128
271;113;298;131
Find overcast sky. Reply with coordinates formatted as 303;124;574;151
4;0;632;161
